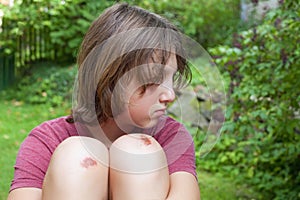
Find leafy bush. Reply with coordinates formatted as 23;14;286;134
0;0;115;63
1;62;76;107
45;0;115;61
204;1;300;199
132;0;242;47
1;0;242;65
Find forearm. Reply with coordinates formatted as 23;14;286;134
166;172;201;200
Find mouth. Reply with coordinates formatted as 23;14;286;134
149;104;167;118
151;108;166;118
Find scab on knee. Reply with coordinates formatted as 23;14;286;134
81;157;98;169
109;133;168;174
111;133;161;152
140;135;152;146
56;136;108;165
109;134;170;200
43;136;109;199
46;136;109;176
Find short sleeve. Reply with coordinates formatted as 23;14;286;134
9;117;76;192
153;117;197;178
9;132;53;191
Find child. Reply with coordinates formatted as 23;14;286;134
7;3;200;200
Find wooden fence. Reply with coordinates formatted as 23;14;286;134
0;13;56;90
0;47;14;90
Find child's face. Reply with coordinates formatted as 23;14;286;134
130;55;177;128
116;54;177;130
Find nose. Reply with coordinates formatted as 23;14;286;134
159;84;176;103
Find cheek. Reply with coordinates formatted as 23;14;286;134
126;89;160;127
127;99;153;127
129;104;149;120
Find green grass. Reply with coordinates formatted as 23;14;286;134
0;99;71;199
198;171;259;200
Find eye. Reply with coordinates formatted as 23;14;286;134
144;83;160;88
136;83;160;95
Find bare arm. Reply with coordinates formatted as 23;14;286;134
7;188;42;200
167;172;201;200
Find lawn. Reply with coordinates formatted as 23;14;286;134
0;99;71;199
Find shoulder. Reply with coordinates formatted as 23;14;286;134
150;116;192;145
31;116;75;132
29;116;78;140
144;115;186;134
151;116;197;176
10;116;78;192
23;116;78;154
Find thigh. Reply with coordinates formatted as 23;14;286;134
109;134;170;200
42;136;109;200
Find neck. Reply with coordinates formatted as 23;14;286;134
83;118;126;148
101;118;127;142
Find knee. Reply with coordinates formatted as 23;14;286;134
43;136;109;199
44;136;109;184
50;136;109;169
109;134;170;200
110;133;168;173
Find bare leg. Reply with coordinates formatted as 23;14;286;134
42;136;109;200
109;134;170;200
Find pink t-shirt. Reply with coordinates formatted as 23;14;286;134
9;115;196;192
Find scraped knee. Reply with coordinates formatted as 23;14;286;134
42;136;109;199
110;133;167;173
109;134;169;200
50;136;109;169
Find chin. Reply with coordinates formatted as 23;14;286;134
139;118;159;129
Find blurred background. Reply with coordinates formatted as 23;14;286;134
0;0;299;199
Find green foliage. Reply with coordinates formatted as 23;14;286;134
45;0;114;61
0;0;115;63
206;1;300;199
1;62;76;107
1;0;243;67
127;0;242;47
